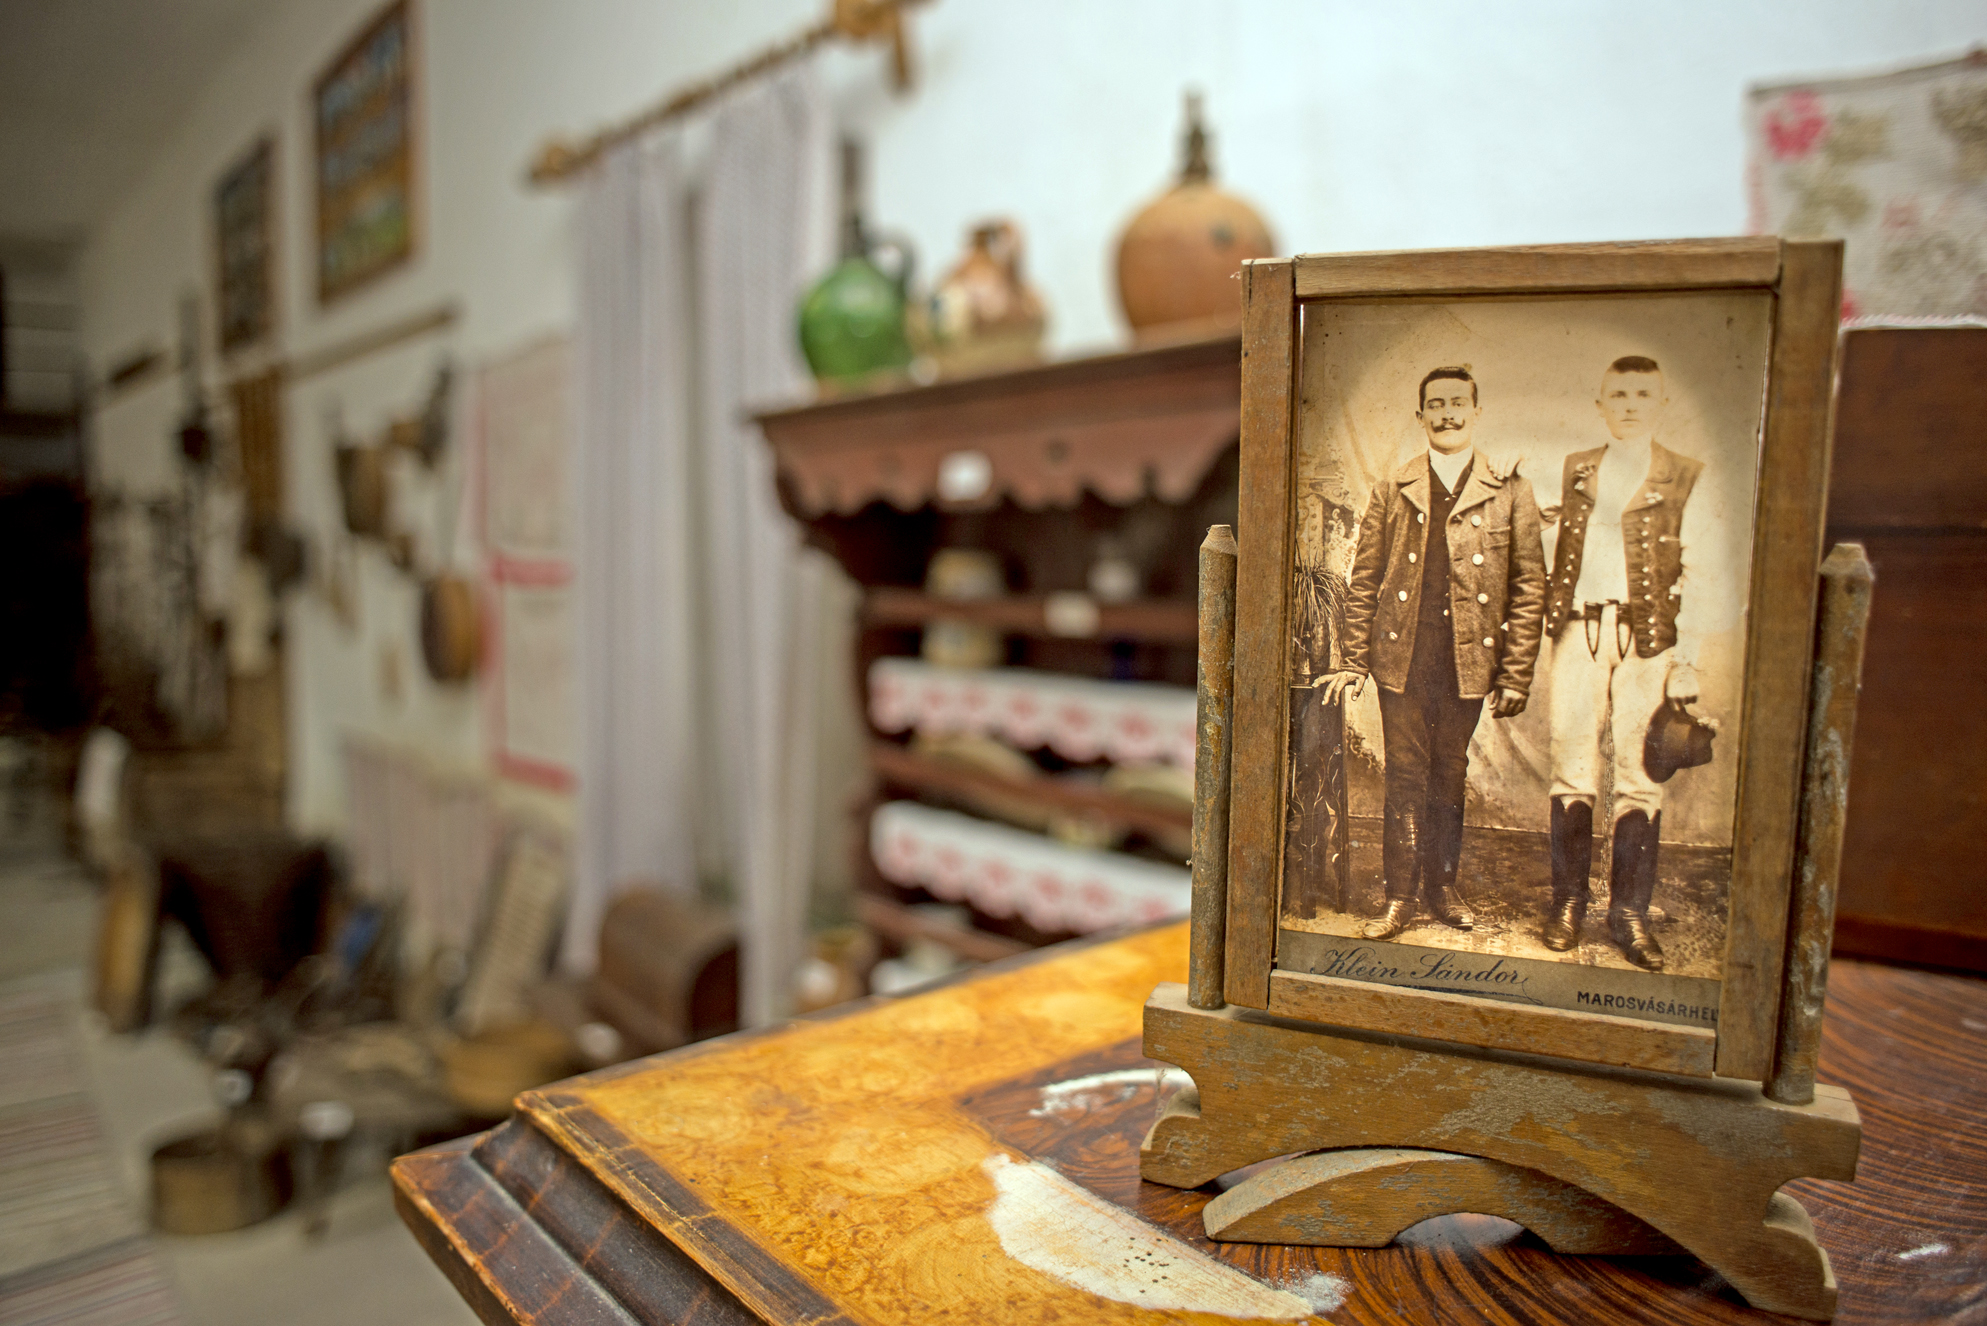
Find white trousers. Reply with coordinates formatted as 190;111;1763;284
1548;604;1670;823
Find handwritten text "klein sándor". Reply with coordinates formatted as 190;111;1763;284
1309;946;1532;991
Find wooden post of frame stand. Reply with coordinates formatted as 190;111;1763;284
1140;541;1874;1321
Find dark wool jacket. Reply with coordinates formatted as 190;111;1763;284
1543;441;1703;657
1338;453;1548;698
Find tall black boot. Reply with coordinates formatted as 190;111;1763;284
1607;810;1666;972
1542;798;1593;951
1364;806;1420;939
1638;810;1667;947
1421;798;1473;930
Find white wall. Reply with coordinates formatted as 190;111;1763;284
77;0;1983;835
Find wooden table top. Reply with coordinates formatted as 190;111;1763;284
394;923;1985;1324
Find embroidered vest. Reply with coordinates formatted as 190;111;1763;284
1543;442;1702;658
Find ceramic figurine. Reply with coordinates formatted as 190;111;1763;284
923;219;1047;378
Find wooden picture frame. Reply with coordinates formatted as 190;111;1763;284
214;135;276;352
313;0;418;304
1223;239;1843;1083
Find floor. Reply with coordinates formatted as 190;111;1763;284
0;763;478;1326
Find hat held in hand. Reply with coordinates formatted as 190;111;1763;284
1644;700;1718;783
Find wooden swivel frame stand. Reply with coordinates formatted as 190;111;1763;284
1139;530;1873;1321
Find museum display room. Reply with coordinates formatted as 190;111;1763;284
0;2;1981;1323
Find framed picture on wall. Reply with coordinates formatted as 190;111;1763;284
313;0;417;303
1222;238;1843;1084
214;135;275;352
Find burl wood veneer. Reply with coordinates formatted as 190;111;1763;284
396;922;1986;1325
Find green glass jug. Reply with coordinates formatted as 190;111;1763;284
798;234;913;386
797;140;914;387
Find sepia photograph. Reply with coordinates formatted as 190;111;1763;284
1276;293;1773;1025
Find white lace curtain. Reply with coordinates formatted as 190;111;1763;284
570;65;849;1027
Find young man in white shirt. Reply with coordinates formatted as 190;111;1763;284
1539;356;1711;971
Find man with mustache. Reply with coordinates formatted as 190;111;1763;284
1539;355;1708;972
1318;367;1548;940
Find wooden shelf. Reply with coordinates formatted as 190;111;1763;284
754;334;1239;436
853;892;1030;964
869;742;1192;841
863;589;1197;644
761;333;1237;957
758;335;1240;517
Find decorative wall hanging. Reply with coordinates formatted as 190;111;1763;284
481;339;571;565
1748;48;1987;322
479;337;575;790
314;0;416;303
214;136;276;352
396;358;477;684
333;434;389;537
419;573;478;683
489;578;574;786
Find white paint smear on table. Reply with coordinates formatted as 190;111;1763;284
1282;1272;1352;1313
1896;1242;1949;1261
1030;1067;1192;1118
982;1153;1318;1319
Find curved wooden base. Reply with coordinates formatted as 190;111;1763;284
1139;983;1861;1320
1205;1147;1685;1255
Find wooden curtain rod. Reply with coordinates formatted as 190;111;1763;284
527;0;929;188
